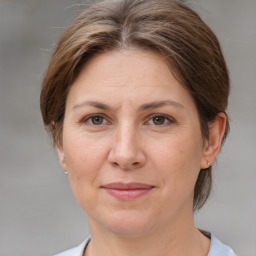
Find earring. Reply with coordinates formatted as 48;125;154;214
64;171;68;175
207;161;210;168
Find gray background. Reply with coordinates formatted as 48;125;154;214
0;0;255;255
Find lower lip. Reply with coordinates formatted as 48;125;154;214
103;188;153;200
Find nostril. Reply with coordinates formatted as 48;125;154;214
112;161;140;168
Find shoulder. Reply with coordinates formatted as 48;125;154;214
54;237;90;256
208;233;237;256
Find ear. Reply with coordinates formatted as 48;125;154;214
200;113;227;169
56;143;68;173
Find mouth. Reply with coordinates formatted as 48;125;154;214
101;182;155;200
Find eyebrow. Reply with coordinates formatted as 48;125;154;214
72;100;184;111
72;101;111;111
139;100;184;110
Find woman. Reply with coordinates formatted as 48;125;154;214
40;0;236;255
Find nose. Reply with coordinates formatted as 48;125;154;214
108;123;146;170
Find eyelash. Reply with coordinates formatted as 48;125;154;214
80;114;175;127
145;114;175;126
81;114;110;126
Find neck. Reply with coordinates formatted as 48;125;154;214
85;214;210;256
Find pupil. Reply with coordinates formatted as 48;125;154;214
153;116;165;125
92;116;103;125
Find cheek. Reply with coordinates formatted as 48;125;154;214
62;132;109;203
151;133;203;193
64;131;108;174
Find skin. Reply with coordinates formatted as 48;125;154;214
57;49;226;256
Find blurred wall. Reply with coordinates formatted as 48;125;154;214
0;0;255;255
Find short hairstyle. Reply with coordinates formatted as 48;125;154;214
40;0;230;211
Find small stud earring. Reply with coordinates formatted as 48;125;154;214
207;162;210;168
64;172;68;175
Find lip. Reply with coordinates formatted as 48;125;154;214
101;182;154;200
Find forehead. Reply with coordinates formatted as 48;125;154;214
77;49;174;85
66;49;195;111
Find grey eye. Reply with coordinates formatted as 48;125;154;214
91;116;104;125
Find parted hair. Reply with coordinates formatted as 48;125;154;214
40;0;230;210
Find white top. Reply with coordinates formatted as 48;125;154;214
54;233;236;256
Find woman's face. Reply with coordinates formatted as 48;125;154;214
57;49;211;237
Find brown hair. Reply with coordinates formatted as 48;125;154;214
40;0;230;210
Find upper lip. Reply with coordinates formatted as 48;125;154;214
101;182;154;190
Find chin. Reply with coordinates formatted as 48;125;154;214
95;209;156;238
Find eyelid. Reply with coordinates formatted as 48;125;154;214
81;114;111;125
145;113;176;125
79;113;175;126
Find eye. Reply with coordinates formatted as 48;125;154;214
91;116;104;125
147;114;174;126
152;116;167;125
83;115;108;125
